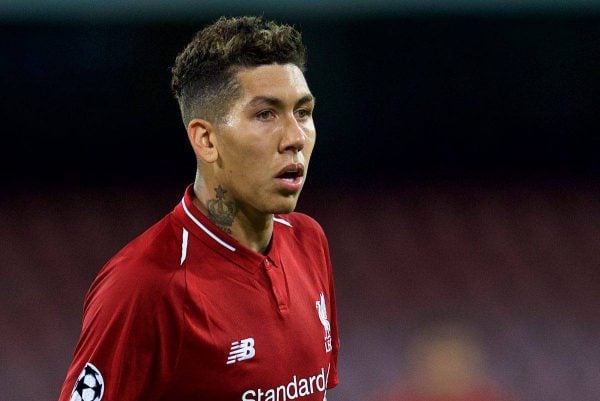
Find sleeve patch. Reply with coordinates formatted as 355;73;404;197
70;362;105;401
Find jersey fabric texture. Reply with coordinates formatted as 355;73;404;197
58;186;339;401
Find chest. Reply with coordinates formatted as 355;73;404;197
169;253;333;401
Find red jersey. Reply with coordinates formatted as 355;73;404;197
59;186;339;401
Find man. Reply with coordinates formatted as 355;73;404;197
58;16;339;401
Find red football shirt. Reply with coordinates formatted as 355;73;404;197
59;186;339;401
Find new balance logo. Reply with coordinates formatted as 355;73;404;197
226;337;255;364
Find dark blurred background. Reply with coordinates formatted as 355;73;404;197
1;1;599;401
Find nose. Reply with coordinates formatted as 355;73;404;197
278;115;306;153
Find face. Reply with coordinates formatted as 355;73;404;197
212;63;316;215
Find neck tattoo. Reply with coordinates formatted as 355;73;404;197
206;185;237;234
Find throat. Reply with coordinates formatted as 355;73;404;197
192;181;274;253
231;212;274;254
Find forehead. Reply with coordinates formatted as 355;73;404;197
235;63;311;102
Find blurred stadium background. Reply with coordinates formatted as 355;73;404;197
1;1;599;400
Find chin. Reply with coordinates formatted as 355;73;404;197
268;196;299;215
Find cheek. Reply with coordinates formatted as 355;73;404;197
218;133;259;167
221;142;271;183
303;132;316;159
304;123;316;142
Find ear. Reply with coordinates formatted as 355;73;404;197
187;118;219;163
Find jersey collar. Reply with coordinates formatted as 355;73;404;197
172;185;285;273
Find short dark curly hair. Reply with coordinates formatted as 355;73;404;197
171;16;307;127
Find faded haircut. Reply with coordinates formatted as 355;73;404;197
171;16;307;127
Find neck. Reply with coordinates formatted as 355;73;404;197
192;176;273;254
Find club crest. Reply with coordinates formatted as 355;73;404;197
316;292;332;353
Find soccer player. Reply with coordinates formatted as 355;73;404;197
58;16;339;401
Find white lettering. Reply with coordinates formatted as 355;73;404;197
241;367;328;401
286;375;298;399
276;385;286;401
316;368;326;392
298;378;309;396
265;389;276;401
308;375;316;394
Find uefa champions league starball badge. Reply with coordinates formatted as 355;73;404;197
70;362;104;401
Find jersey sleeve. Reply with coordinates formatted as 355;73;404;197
58;256;185;401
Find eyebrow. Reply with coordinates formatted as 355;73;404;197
246;94;316;109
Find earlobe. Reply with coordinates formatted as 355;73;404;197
187;118;219;163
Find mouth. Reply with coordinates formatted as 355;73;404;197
275;163;305;190
276;163;304;180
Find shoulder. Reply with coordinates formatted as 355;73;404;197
84;214;186;314
274;212;329;249
275;211;325;235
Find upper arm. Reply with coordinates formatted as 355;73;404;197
58;262;186;401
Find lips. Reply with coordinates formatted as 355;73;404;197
274;163;305;191
275;163;305;180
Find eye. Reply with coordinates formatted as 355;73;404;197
256;110;275;121
295;108;312;120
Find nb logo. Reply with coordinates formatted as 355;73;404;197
226;337;255;364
